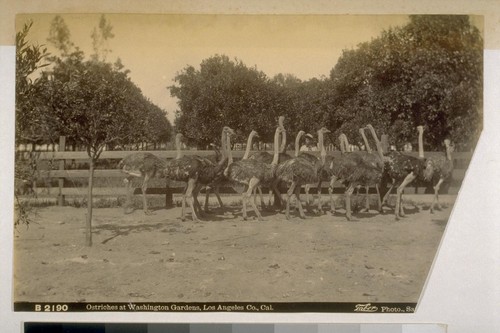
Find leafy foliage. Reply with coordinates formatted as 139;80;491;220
16;21;52;144
170;16;482;152
170;55;282;147
329;15;483;150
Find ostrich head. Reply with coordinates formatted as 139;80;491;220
318;127;331;134
222;126;236;137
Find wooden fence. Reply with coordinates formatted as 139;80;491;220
16;137;472;206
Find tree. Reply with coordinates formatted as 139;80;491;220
42;55;153;245
329;15;482;150
16;21;52;145
170;55;280;147
91;14;115;62
40;15;172;245
15;21;52;227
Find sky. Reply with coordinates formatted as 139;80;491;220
16;14;414;123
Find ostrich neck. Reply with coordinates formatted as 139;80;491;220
280;130;287;154
216;131;228;167
226;132;233;165
295;132;304;157
220;129;227;159
418;129;424;159
242;132;255;160
271;129;281;165
318;130;326;164
368;127;384;160
446;143;452;161
360;129;372;153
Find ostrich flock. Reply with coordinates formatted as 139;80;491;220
118;116;454;222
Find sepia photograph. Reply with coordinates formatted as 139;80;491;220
12;13;483;313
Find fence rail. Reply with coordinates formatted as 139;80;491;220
17;138;473;206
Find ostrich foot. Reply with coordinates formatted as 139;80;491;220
144;210;155;215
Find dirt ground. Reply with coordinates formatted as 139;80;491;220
13;194;453;305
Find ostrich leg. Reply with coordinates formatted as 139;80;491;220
362;186;370;212
185;178;199;222
123;176;135;214
345;183;356;221
328;176;338;215
285;182;297;220
214;186;224;210
295;182;306;219
430;178;445;214
204;188;211;212
381;182;395;208
203;185;224;213
304;184;313;208
246;177;264;221
394;172;416;220
141;173;153;215
181;184;187;221
316;180;323;214
375;184;382;213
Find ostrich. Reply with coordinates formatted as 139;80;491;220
282;129;328;212
224;125;284;221
248;116;290;163
275;127;331;219
118;141;174;215
248;116;291;209
358;127;383;212
327;125;385;221
164;127;234;221
377;125;432;220
202;143;225;213
330;131;381;214
425;138;455;213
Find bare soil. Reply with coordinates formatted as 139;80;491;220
13;195;452;305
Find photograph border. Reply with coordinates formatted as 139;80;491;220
1;1;499;332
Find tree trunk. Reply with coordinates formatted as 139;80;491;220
86;157;95;246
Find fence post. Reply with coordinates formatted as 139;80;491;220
58;136;66;206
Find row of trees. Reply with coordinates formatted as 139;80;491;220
171;15;482;151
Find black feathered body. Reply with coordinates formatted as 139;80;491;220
327;151;382;186
275;157;322;185
249;152;292;164
383;151;430;184
118;152;167;178
165;155;227;185
226;159;277;186
427;155;453;185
